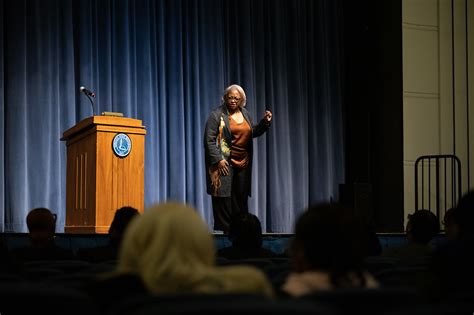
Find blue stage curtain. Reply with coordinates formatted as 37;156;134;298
0;0;345;233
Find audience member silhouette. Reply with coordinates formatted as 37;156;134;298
442;207;460;241
77;206;139;262
431;190;474;299
112;202;274;296
281;203;378;297
381;209;440;267
10;207;75;262
217;213;278;260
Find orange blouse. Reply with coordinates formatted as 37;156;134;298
229;116;251;168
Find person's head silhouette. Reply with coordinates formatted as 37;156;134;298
291;203;368;281
26;208;57;249
108;206;139;245
406;209;440;245
443;207;460;241
454;190;474;240
229;213;263;250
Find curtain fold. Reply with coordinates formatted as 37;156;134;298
0;0;5;231
1;0;345;233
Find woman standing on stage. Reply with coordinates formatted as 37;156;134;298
204;84;272;233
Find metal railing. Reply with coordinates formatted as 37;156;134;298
414;155;462;221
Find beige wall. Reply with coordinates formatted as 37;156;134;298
403;0;474;226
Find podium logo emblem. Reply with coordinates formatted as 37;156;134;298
113;133;132;157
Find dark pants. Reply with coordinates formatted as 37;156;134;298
212;166;250;232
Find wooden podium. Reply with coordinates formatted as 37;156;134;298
62;116;146;233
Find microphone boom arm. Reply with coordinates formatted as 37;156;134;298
86;93;95;116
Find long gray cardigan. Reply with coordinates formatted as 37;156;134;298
204;104;270;197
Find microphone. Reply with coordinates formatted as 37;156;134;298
79;86;96;116
80;86;96;98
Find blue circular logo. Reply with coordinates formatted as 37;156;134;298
112;133;132;157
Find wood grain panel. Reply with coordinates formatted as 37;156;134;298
63;116;145;233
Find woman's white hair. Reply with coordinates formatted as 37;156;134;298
221;84;247;108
